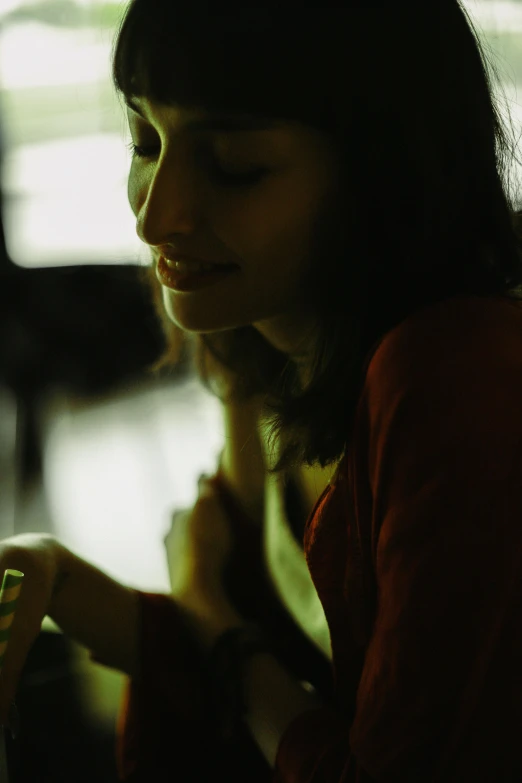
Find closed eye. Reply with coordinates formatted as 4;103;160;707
125;142;269;188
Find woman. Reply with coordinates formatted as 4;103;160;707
2;2;521;782
109;1;522;781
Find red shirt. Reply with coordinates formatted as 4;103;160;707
114;294;522;782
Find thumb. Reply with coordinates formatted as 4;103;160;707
197;473;213;493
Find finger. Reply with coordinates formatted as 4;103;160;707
163;509;184;546
197;474;214;495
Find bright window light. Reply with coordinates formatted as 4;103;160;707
0;0;146;267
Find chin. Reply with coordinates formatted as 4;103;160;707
162;293;247;334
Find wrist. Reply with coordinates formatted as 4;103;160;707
207;623;274;744
177;592;246;656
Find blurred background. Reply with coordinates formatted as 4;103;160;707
0;1;520;780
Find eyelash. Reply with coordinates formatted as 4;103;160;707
125;142;268;188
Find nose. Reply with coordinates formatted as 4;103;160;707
132;152;204;248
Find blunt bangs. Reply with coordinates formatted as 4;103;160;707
112;6;345;133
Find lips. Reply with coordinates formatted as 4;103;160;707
156;255;239;291
160;255;238;273
160;252;237;269
163;257;216;273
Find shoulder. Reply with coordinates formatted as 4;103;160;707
366;295;522;396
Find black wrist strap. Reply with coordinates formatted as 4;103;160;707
207;624;273;744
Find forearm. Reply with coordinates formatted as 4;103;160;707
48;541;141;678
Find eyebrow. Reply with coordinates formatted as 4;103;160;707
124;96;279;133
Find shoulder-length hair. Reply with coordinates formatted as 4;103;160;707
112;1;522;477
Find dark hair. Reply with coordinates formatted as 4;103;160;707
112;2;522;477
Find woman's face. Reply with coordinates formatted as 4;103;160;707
127;95;340;360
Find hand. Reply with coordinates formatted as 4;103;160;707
0;533;62;725
164;476;245;652
165;475;234;608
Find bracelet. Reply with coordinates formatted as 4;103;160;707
207;623;273;744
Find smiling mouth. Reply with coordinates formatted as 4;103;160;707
156;255;240;291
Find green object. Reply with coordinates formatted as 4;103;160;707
0;568;24;783
0;569;25;674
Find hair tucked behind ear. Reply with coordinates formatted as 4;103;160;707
116;2;522;478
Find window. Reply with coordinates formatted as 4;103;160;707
0;0;148;267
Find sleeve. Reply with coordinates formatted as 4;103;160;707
273;302;522;782
113;590;216;781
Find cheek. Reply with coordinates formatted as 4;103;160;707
127;176;138;215
238;185;324;269
127;168;146;216
227;183;314;249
